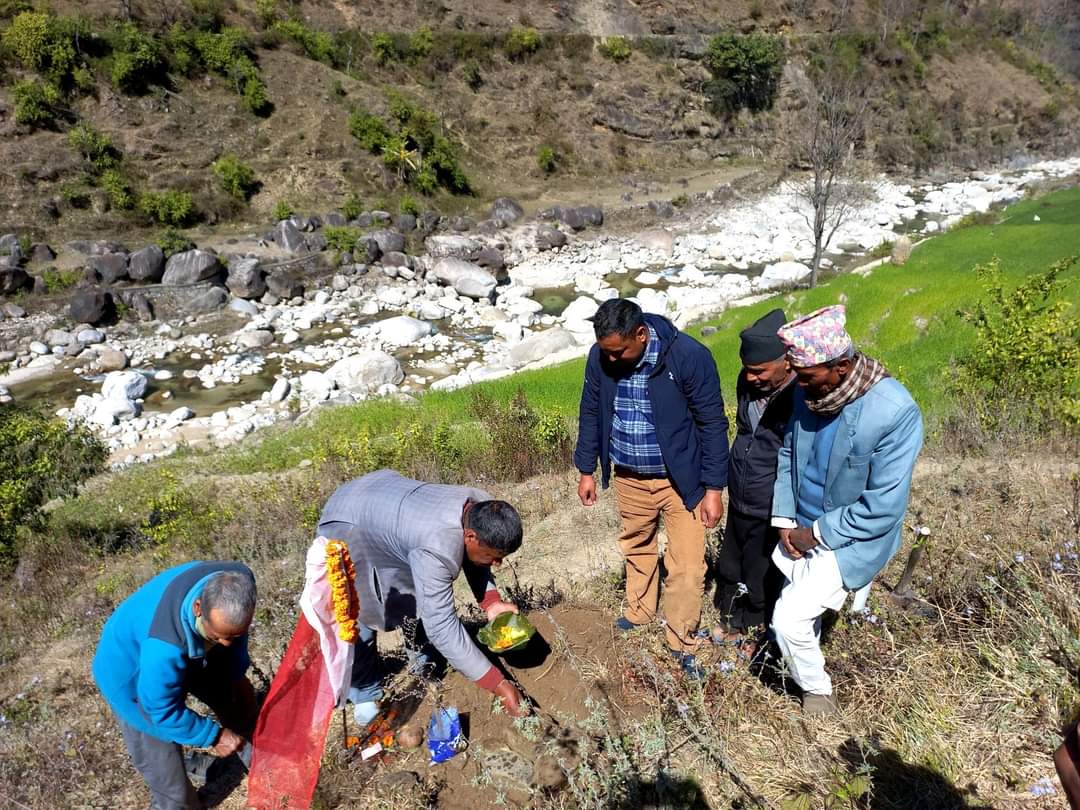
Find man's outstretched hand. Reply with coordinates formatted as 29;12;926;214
578;474;597;506
484;601;519;622
493;679;529;718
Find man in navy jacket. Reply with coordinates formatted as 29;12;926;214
575;298;729;676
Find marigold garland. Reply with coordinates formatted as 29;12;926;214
325;540;359;643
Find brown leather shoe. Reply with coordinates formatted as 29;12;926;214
802;693;839;716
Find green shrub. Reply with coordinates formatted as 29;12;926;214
101;168;135;210
348;110;391;153
340;193;364;221
703;33;784;116
462;57;483;90
156;228;195;257
190;27;271;115
504;27;541;61
1;11;80;84
399;194;420;216
108;22;164;93
68;123;119;173
0;1;32;20
537;145;557;173
409;27;434;62
12;78;60;128
272;19;336;63
598;35;631;62
870;239;895;259
955;256;1080;428
272;199;293;221
41;267;81;292
212;153;258;201
371;32;404;65
139;190;197;226
0;405;105;561
468;388;571;481
254;0;278;28
323;225;361;252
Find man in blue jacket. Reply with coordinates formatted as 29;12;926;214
93;562;258;810
770;306;923;715
575;298;729;677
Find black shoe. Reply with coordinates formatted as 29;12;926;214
669;650;706;680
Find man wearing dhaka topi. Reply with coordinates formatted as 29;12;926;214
769;305;923;715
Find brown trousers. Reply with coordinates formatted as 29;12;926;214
613;473;706;653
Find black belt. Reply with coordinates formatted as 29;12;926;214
613;466;667;480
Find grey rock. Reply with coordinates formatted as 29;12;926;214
266;272;303;299
359;238;382;263
431;257;497;299
450;216;475;232
273;220;306;253
69;289;114;325
185;286;228;313
0;234;19;255
509;327;577;366
425;234;483;261
331;274;350;292
536;226;568;251
77;328;105;344
371;210;392;225
490;196;524;227
394;213;417;232
162;250;222;285
648;200;676;219
355;213;374;227
579;205;604;227
381;251;410;268
226;258;266;300
326;350;404;392
102;370;148;401
237;329;274;349
130;292;154;321
0;268;30;294
128;246;165;283
44;328;74;347
700;326;719;337
96;347;129;371
29;243;56;263
369;229;406;255
553;206;587;231
229;298;260;317
417;211;440;233
3;303;26;319
88;253;129;284
305;233;328;253
475;246;505;272
0;253;21;269
269;377;290;403
29;341;48;355
323;211;346;227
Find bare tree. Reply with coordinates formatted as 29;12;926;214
786;57;872;287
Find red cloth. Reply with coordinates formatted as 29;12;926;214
247;615;335;810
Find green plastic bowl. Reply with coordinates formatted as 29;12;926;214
477;612;536;653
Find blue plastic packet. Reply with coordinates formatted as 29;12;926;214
428;706;466;764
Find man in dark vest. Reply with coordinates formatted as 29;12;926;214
712;309;796;656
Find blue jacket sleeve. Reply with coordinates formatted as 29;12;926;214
230;635;251;680
817;402;923;548
137;639;220;747
772;420;797;521
573;350;601;475
684;344;729;489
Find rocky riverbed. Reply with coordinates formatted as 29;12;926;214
1;156;1078;467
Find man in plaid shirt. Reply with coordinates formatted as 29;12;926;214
575;299;729;677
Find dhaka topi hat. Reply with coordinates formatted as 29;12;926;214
777;305;853;367
739;308;788;364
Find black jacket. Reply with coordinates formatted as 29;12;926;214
574;314;729;511
727;372;796;519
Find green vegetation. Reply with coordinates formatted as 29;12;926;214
703;33;784;117
139;189;197;227
322;225;361;252
170;26;271;115
272;19;336;64
41;267;81;292
101;168;135;210
107;22;164;93
156;228;195;257
68;123;119;172
212;153;258;201
504;27;541;62
340;192;364;221
537;144;557;173
272;199;293;221
12;77;61;127
598;36;632;62
0;405;105;562
398;194;420;216
348;91;470;195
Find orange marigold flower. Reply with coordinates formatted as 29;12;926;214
325;539;359;643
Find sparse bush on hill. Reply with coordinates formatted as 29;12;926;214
598;35;632;62
156;228;195;257
322;225;361;252
469;388;572;481
139;189;197;227
398;194;420;216
348;109;391;152
272;19;336;63
101;168;135;210
68;122;119;172
165;25;271;115
703;33;784;117
504;26;541;62
340;192;363;221
272;199;293;221
12;77;61;128
212;153;258;201
107;22;164;93
537;144;558;173
0;405;105;563
1;11;82;83
954;256;1080;430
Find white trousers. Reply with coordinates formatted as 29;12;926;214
770;543;848;696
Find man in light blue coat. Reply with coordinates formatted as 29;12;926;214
769;305;923;715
